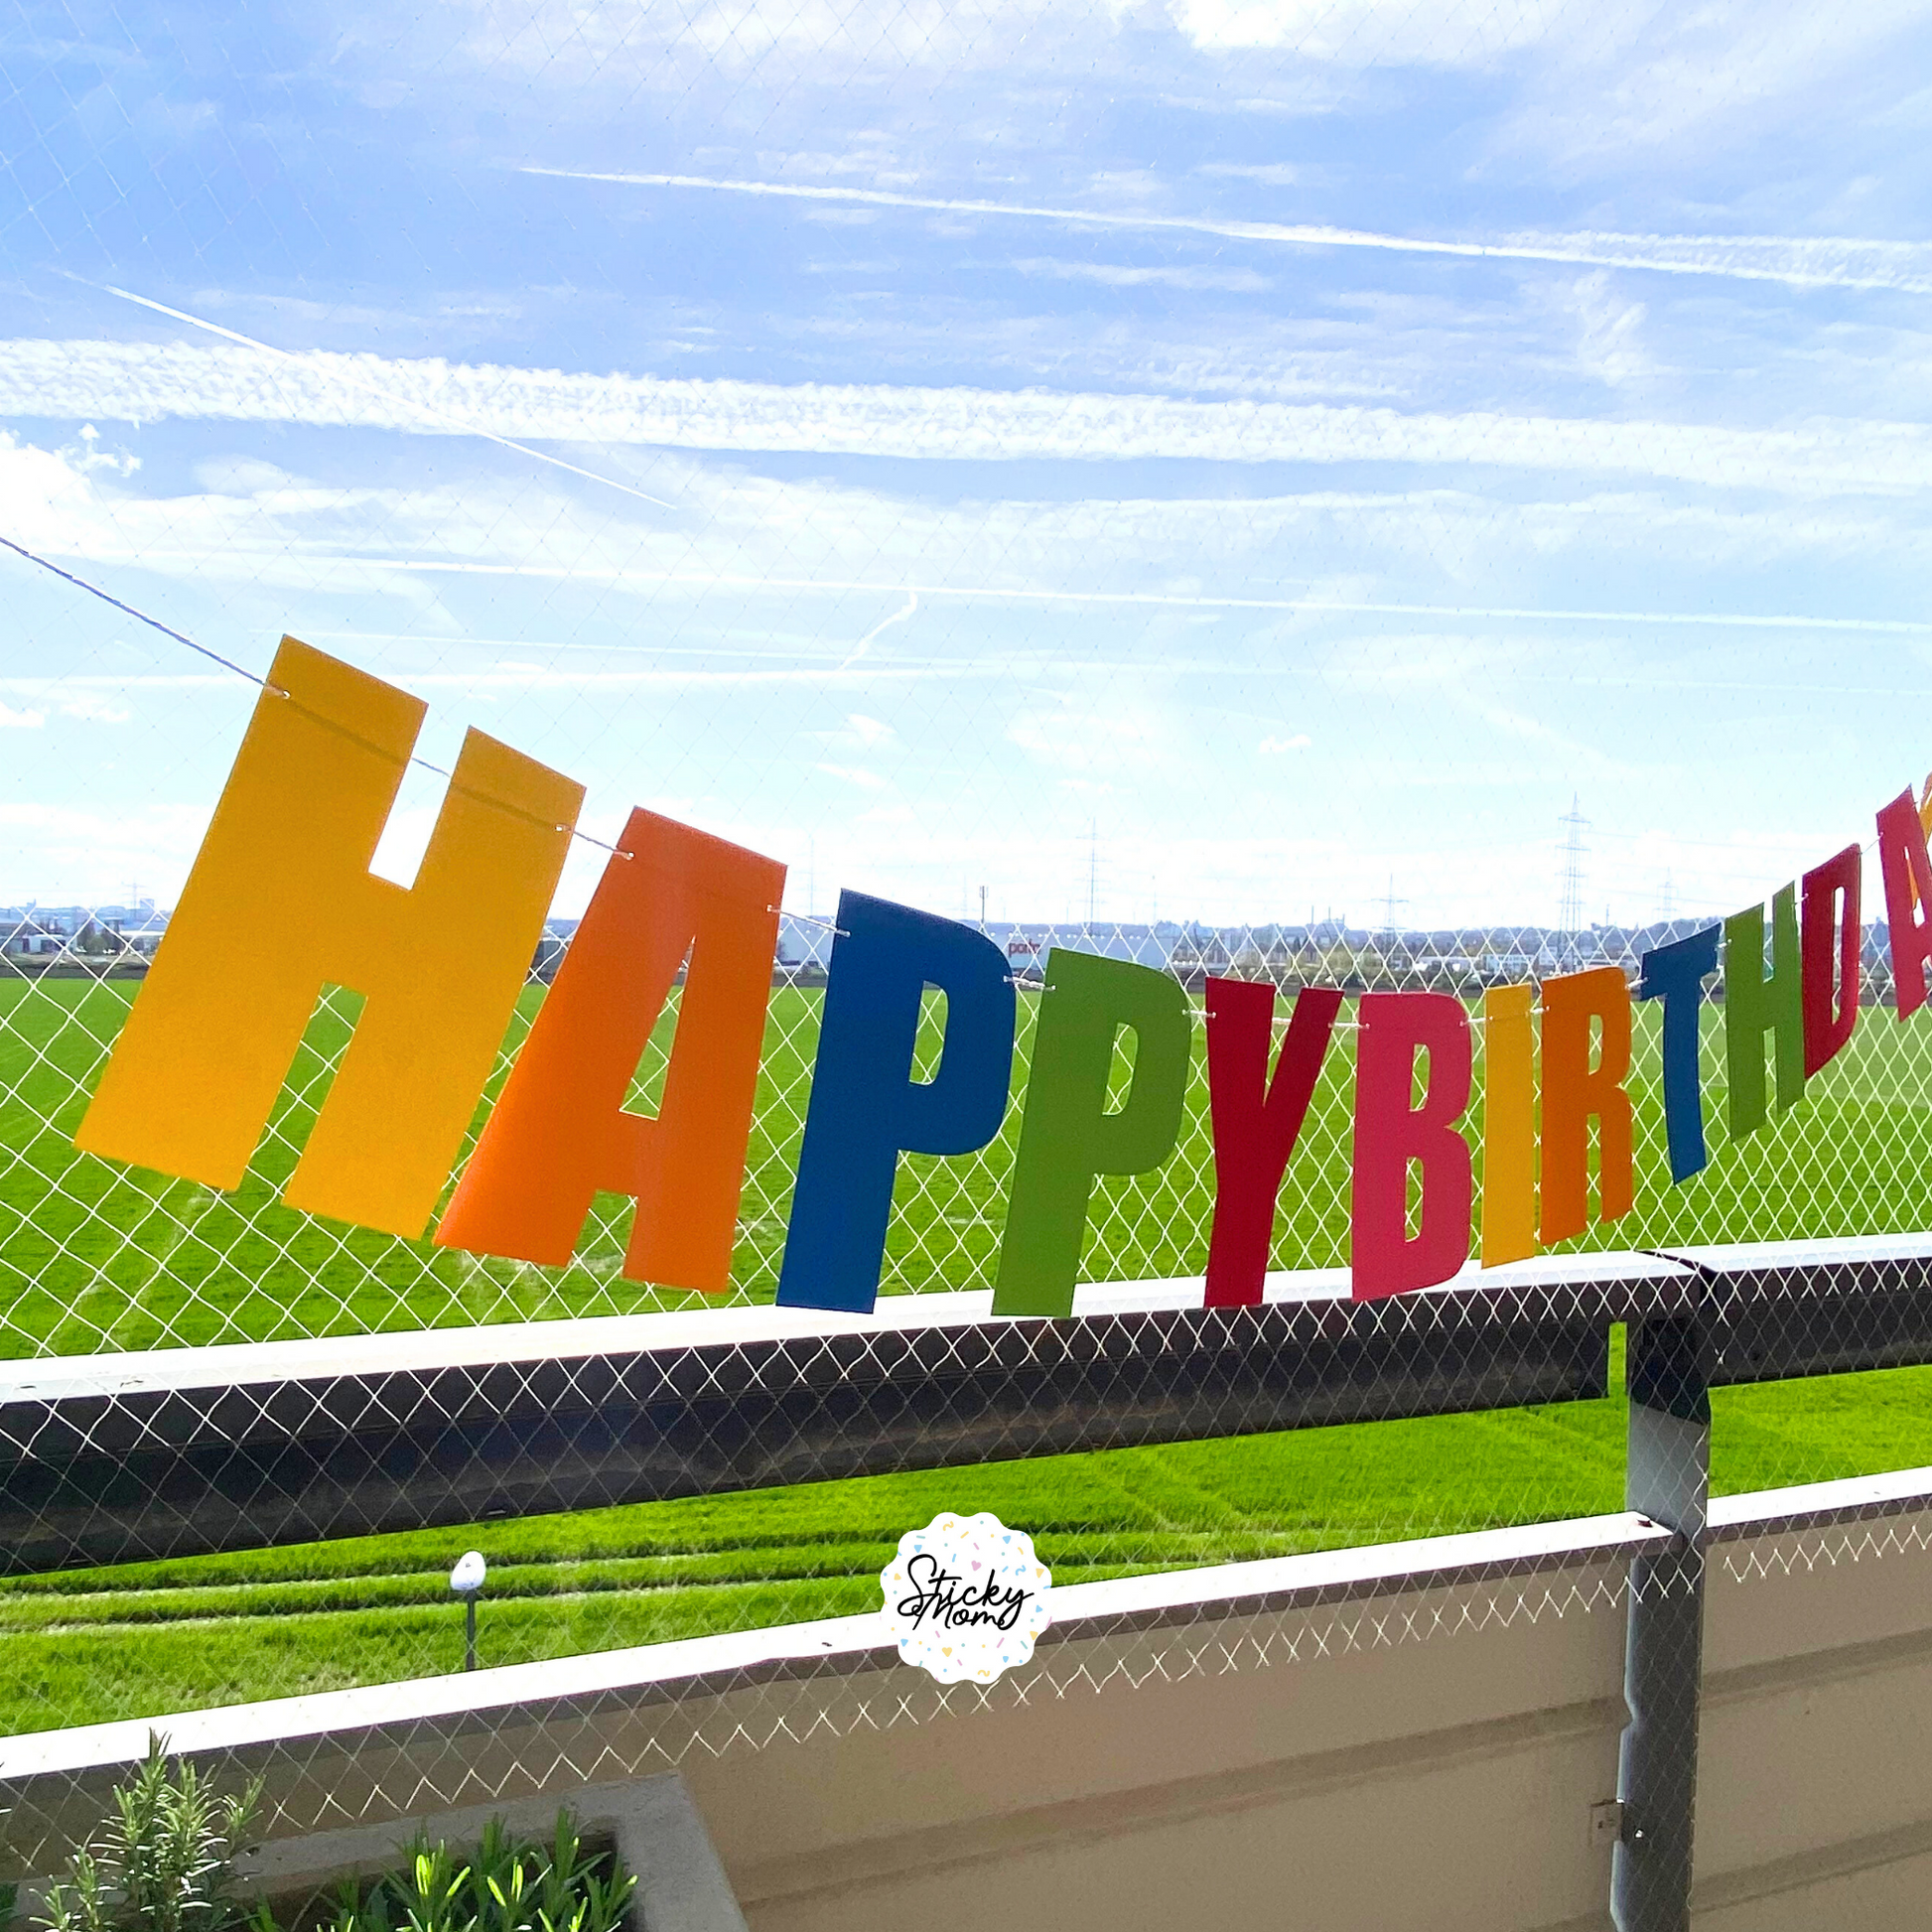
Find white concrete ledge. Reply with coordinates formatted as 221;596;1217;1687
1707;1465;1932;1543
0;1510;1674;1781
1659;1232;1932;1272
0;1250;1694;1405
10;1468;1916;1796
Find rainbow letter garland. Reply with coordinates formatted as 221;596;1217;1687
70;637;1932;1310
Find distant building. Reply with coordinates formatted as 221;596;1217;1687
775;914;834;979
1005;935;1044;981
529;920;574;983
0;902;169;973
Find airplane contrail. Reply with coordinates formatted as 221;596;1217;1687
520;166;1932;297
839;590;919;670
82;276;682;513
44;546;1932;635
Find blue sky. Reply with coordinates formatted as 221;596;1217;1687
6;0;1932;928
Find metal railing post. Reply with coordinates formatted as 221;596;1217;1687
1612;1309;1710;1932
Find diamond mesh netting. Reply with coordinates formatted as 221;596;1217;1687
4;9;1932;1912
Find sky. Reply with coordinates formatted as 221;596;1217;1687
6;0;1932;930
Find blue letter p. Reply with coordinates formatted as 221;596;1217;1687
777;892;1016;1313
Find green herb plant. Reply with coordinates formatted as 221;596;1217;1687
325;1813;633;1932
38;1735;262;1932
34;1742;634;1932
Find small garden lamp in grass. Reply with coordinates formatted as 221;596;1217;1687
450;1550;486;1671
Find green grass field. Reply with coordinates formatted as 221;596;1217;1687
4;971;1932;1736
7;1358;1932;1735
7;972;1932;1353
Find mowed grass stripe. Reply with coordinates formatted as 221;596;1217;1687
9;1367;1932;1733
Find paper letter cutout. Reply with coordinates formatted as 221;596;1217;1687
1351;992;1473;1300
435;808;781;1292
1914;774;1932;909
1877;787;1932;1020
993;949;1190;1318
1725;886;1804;1140
75;637;582;1237
1480;984;1536;1268
1637;927;1721;1185
776;892;1016;1314
1202;978;1342;1308
1538;966;1634;1246
1801;844;1862;1078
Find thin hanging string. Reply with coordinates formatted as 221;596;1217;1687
2;548;1898;918
0;535;267;687
0;533;625;855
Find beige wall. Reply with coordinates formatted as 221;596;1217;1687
1692;1523;1932;1930
680;1514;1932;1932
699;1573;1631;1932
10;1488;1932;1932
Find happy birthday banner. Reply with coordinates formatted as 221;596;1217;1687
69;637;1932;1310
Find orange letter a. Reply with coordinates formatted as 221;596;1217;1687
435;808;782;1293
74;637;583;1238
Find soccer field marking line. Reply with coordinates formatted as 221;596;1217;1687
128;1178;218;1311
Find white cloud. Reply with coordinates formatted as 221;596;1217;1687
1559;271;1648;390
20;339;1932;495
1008;693;1173;772
814;762;892;789
1496;0;1932;165
0;801;213;903
0;431;113;550
818;713;897;748
10;417;1931;659
1258;731;1310;752
839;592;919;668
69;424;140;478
1497;228;1932;296
1168;0;1570;61
0;704;46;728
54;694;132;724
1195;161;1304;185
1013;256;1272;291
432;0;1131;83
193;456;301;492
